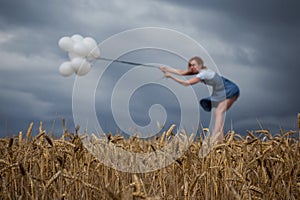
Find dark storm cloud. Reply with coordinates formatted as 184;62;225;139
0;0;139;136
0;58;75;135
162;0;300;25
0;0;76;29
0;0;299;137
165;0;300;64
163;0;300;132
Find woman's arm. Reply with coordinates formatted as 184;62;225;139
164;72;201;86
160;66;194;76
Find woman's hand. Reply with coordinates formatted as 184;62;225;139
160;66;173;78
160;66;190;76
160;66;171;78
163;71;172;78
160;66;168;73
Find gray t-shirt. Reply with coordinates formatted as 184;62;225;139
196;69;226;102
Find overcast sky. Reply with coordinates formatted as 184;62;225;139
0;0;299;138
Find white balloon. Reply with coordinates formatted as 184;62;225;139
58;36;74;52
76;61;91;76
83;37;100;58
91;47;100;58
70;57;85;73
59;61;74;77
68;51;82;60
73;41;89;57
71;34;83;42
83;37;97;50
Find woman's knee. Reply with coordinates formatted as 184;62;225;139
215;104;226;116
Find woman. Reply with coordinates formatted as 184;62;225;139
160;56;239;142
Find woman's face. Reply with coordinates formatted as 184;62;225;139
188;59;201;74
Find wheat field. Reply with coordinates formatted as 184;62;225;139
0;116;299;200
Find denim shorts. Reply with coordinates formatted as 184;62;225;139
200;77;240;112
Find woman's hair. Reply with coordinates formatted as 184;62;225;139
189;56;208;69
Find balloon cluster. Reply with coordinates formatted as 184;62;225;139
58;34;100;77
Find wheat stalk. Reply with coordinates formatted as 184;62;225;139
0;118;299;199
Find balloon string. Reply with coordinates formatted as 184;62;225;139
95;57;161;69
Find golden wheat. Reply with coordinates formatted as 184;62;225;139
0;122;299;199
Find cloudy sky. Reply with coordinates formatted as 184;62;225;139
0;0;299;138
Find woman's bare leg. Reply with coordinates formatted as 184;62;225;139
212;101;227;141
212;95;239;142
